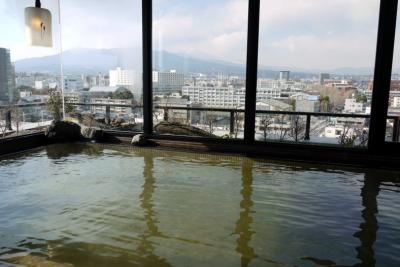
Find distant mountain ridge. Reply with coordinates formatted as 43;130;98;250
14;48;377;77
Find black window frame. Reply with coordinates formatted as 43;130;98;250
142;0;400;154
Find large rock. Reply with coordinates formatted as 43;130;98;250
154;121;216;137
131;134;148;146
80;126;104;141
45;121;81;142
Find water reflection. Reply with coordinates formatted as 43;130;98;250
0;145;399;267
353;172;380;267
137;153;172;267
302;170;400;267
234;159;257;267
45;143;104;160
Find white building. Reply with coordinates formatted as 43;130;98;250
393;96;400;108
109;68;141;95
182;82;245;108
182;79;305;108
35;81;43;90
344;98;364;113
90;98;133;117
257;79;304;100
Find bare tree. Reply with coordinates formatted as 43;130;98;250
337;122;368;147
233;112;244;139
288;115;306;142
0;109;8;138
153;109;164;123
11;105;23;135
204;112;217;134
259;115;273;141
275;114;290;141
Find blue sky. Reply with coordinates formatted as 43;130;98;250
0;0;397;71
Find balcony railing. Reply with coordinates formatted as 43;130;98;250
1;102;399;144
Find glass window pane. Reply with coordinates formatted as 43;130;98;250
153;0;248;139
256;0;380;147
387;7;400;142
0;0;143;138
59;0;143;132
0;0;61;137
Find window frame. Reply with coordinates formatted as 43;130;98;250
141;0;399;153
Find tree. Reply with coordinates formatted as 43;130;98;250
113;87;134;99
0;109;8;138
204;112;217;134
10;105;23;134
259;115;273;141
288;115;306;142
233;112;244;138
47;90;74;121
320;96;330;112
289;99;296;111
338;123;368;147
275;114;290;141
356;94;368;103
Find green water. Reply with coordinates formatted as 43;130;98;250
0;143;399;267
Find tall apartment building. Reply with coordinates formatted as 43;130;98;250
319;73;330;85
110;68;134;87
109;68;141;95
0;48;16;103
153;70;184;93
279;71;290;81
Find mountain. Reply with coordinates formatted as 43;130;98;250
15;48;123;74
14;48;249;75
15;47;375;77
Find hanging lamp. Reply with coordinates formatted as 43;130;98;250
25;0;53;47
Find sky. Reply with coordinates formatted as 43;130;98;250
0;0;398;71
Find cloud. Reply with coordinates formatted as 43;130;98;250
0;0;392;71
154;0;248;64
262;33;377;70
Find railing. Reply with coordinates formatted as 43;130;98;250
1;102;399;143
154;105;400;143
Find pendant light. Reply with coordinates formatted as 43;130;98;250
25;0;53;47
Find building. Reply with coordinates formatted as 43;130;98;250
90;98;133;117
393;96;400;108
182;79;305;108
257;79;304;100
279;71;290;81
344;98;364;113
153;70;185;93
154;97;189;123
0;48;16;103
296;97;321;113
319;73;330;85
64;77;84;92
109;67;141;97
64;91;91;105
89;86;119;93
110;68;140;87
82;73;110;88
182;82;245;108
35;81;44;90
